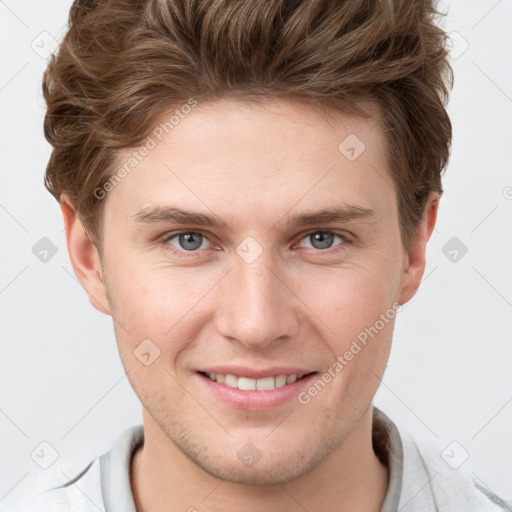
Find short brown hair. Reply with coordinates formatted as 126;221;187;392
43;0;453;255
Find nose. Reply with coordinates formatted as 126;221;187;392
215;251;300;350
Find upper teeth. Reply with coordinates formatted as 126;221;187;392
206;373;305;391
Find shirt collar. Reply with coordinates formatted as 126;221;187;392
99;406;404;512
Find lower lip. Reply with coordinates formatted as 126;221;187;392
196;372;318;411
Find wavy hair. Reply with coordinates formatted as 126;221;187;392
42;0;453;254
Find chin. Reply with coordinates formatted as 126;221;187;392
173;428;335;487
195;454;315;486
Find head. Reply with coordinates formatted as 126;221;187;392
43;0;452;485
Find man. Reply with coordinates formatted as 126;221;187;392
21;0;511;510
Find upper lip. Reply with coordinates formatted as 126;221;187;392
198;366;318;379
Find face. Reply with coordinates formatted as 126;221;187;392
65;98;432;485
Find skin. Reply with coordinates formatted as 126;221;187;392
61;98;438;512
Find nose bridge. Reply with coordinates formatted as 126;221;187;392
216;246;298;349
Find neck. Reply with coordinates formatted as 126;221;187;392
130;406;389;512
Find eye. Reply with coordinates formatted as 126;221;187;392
162;229;350;257
164;231;211;255
296;230;349;252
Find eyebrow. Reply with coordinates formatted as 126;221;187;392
132;204;376;231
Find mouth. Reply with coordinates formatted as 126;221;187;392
195;370;320;410
198;371;318;391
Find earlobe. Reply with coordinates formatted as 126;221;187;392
60;195;111;315
398;192;439;305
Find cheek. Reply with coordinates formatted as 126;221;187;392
297;262;399;336
297;264;398;396
105;263;216;359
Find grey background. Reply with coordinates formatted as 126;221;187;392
1;0;511;508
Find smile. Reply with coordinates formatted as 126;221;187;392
200;371;316;391
196;370;319;410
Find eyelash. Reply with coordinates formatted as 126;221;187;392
161;229;351;258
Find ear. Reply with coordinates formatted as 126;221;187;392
60;194;111;315
398;191;439;305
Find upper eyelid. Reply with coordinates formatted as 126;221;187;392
163;229;216;244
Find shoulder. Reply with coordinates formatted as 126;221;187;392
16;459;104;512
15;424;144;512
398;423;512;511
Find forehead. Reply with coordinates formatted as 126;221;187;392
150;98;384;162
105;98;395;225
